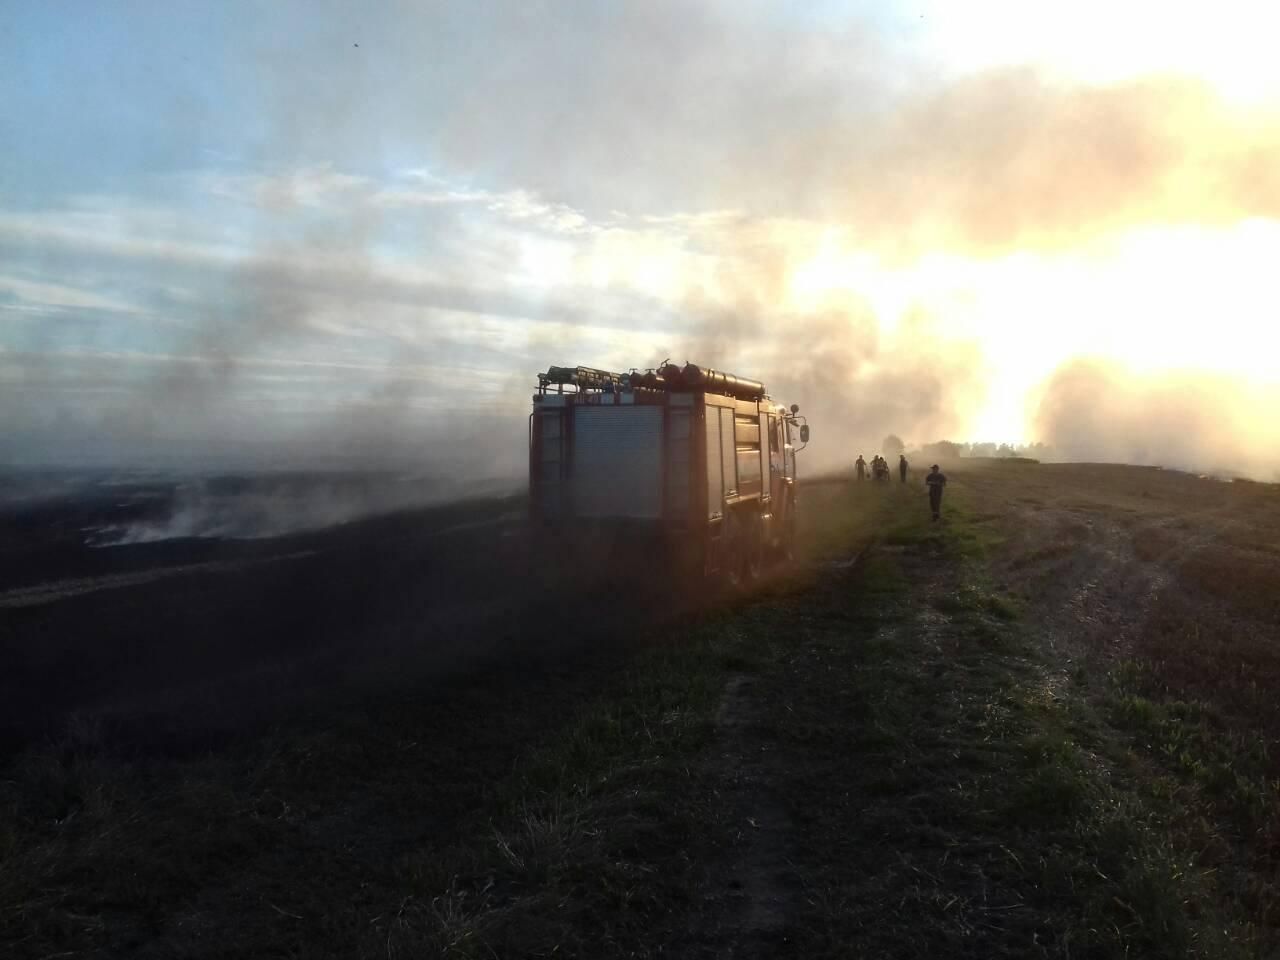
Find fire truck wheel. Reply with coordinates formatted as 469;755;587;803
723;540;747;593
780;497;798;565
721;512;760;593
743;524;764;584
769;494;797;568
737;513;765;586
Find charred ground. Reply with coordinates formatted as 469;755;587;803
2;462;1278;957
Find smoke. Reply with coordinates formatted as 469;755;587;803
1032;359;1280;480
654;285;986;474
821;72;1280;257
4;1;1279;488
766;307;986;473
90;472;518;545
424;6;1280;257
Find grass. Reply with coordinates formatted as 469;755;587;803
961;458;1280;952
2;465;1276;957
746;488;1253;957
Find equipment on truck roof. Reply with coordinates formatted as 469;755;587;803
529;360;810;586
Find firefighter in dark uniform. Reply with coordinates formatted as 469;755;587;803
855;455;867;481
898;454;908;483
926;464;947;520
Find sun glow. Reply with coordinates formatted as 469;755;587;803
780;219;1280;444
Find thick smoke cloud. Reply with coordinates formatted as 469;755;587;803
826;72;1280;256
764;307;985;473
1033;359;1280;480
656;267;986;475
424;6;1280;255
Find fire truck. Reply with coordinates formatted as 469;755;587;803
529;362;809;584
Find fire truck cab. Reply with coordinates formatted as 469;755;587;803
529;362;809;584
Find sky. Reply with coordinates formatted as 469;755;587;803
3;0;1279;478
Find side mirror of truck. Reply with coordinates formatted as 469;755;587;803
800;425;810;443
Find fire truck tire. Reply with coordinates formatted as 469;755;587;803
742;529;757;583
776;494;797;566
733;512;764;587
719;511;760;592
723;539;747;592
743;518;765;584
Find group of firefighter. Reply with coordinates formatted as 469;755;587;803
853;452;948;521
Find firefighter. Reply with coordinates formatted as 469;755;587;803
855;454;867;481
925;464;947;520
899;454;909;483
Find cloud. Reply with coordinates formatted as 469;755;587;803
399;6;1280;255
3;1;1279;477
647;287;988;474
841;72;1280;255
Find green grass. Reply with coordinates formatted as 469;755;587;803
754;487;1253;957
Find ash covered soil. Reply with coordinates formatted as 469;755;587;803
0;473;541;753
0;470;681;757
3;462;1280;958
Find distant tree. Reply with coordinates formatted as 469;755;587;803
922;440;963;460
881;434;905;458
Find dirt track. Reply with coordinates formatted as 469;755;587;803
967;462;1280;684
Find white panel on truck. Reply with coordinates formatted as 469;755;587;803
706;411;724;519
539;410;564;515
572;406;663;518
735;448;761;490
667;408;690;516
720;407;737;497
758;412;770;500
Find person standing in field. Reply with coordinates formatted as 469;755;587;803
898;454;909;483
855;455;867;481
925;464;947;521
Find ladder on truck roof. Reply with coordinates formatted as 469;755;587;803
537;362;767;402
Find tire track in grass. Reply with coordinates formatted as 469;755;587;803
698;670;798;955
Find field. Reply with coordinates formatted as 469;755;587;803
2;461;1278;957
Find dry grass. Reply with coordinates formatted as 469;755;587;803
961;459;1280;950
3;463;1276;957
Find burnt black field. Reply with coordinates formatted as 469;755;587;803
0;469;659;758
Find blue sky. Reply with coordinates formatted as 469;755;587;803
4;2;1279;475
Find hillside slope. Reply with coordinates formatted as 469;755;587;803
3;463;1277;957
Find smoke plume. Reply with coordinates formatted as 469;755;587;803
4;1;1279;488
657;288;986;475
1033;359;1280;480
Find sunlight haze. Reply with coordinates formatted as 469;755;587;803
3;1;1278;477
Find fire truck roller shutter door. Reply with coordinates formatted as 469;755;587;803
538;410;564;516
720;408;737;498
758;412;770;501
571;406;664;519
705;409;724;520
734;413;762;499
666;408;691;518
